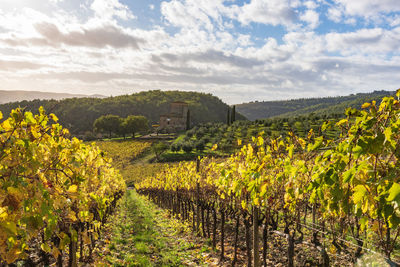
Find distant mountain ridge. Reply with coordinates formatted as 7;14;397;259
0;90;105;104
236;90;396;120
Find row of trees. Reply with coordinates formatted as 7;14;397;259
0;90;246;134
93;114;149;138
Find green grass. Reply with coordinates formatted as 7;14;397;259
96;190;212;266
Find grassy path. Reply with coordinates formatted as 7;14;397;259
95;190;216;266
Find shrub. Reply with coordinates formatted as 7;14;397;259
195;127;206;139
186;129;195;138
182;142;193;153
195;140;205;151
202;136;210;143
152;141;168;161
170;143;178;152
83;131;97;141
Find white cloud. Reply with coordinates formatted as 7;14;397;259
237;34;253;47
325;28;400;54
149;4;155;10
327;6;343;23
161;0;299;30
303;1;318;9
327;0;400;24
160;0;234;32
300;9;319;29
0;21;143;49
0;59;47;70
0;0;400;104
90;0;135;21
387;15;400;27
235;0;297;27
36;22;143;48
334;0;400;16
161;0;214;31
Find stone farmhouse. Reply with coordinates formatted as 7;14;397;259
159;101;189;132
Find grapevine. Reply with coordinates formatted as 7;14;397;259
0;107;125;265
138;90;400;266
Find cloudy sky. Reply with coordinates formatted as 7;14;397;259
0;0;399;104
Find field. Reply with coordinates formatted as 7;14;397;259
95;140;165;186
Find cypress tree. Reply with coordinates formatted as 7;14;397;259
186;109;191;130
231;105;236;124
226;107;230;125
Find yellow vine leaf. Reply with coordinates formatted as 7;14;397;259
241;200;247;210
361;102;370;109
0;207;8;221
49;113;59;122
2;221;17;235
2;119;12;130
41;243;52;253
52;247;60;259
67;185;78;193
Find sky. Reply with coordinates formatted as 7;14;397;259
0;0;399;104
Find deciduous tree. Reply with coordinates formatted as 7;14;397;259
93;114;122;138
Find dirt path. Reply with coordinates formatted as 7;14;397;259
94;190;218;266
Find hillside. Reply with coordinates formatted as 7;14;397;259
0;90;104;104
236;90;396;120
0;90;246;134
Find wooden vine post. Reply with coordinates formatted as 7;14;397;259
232;214;240;266
212;206;217;249
244;213;252;267
262;209;269;267
69;233;77;267
196;158;201;235
253;206;260;267
220;207;225;262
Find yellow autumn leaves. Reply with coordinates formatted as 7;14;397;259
138;90;400;255
0;107;125;264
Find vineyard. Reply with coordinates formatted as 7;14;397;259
2;93;400;266
0;108;125;265
95;140;155;186
94;139;172;187
137;92;400;266
95;140;152;162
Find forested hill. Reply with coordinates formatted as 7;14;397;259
0;90;246;134
236;90;396;120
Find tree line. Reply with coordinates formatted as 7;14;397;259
94;114;149;139
0;90;246;135
237;90;395;120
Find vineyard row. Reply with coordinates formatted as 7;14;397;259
137;92;400;266
0;108;126;266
